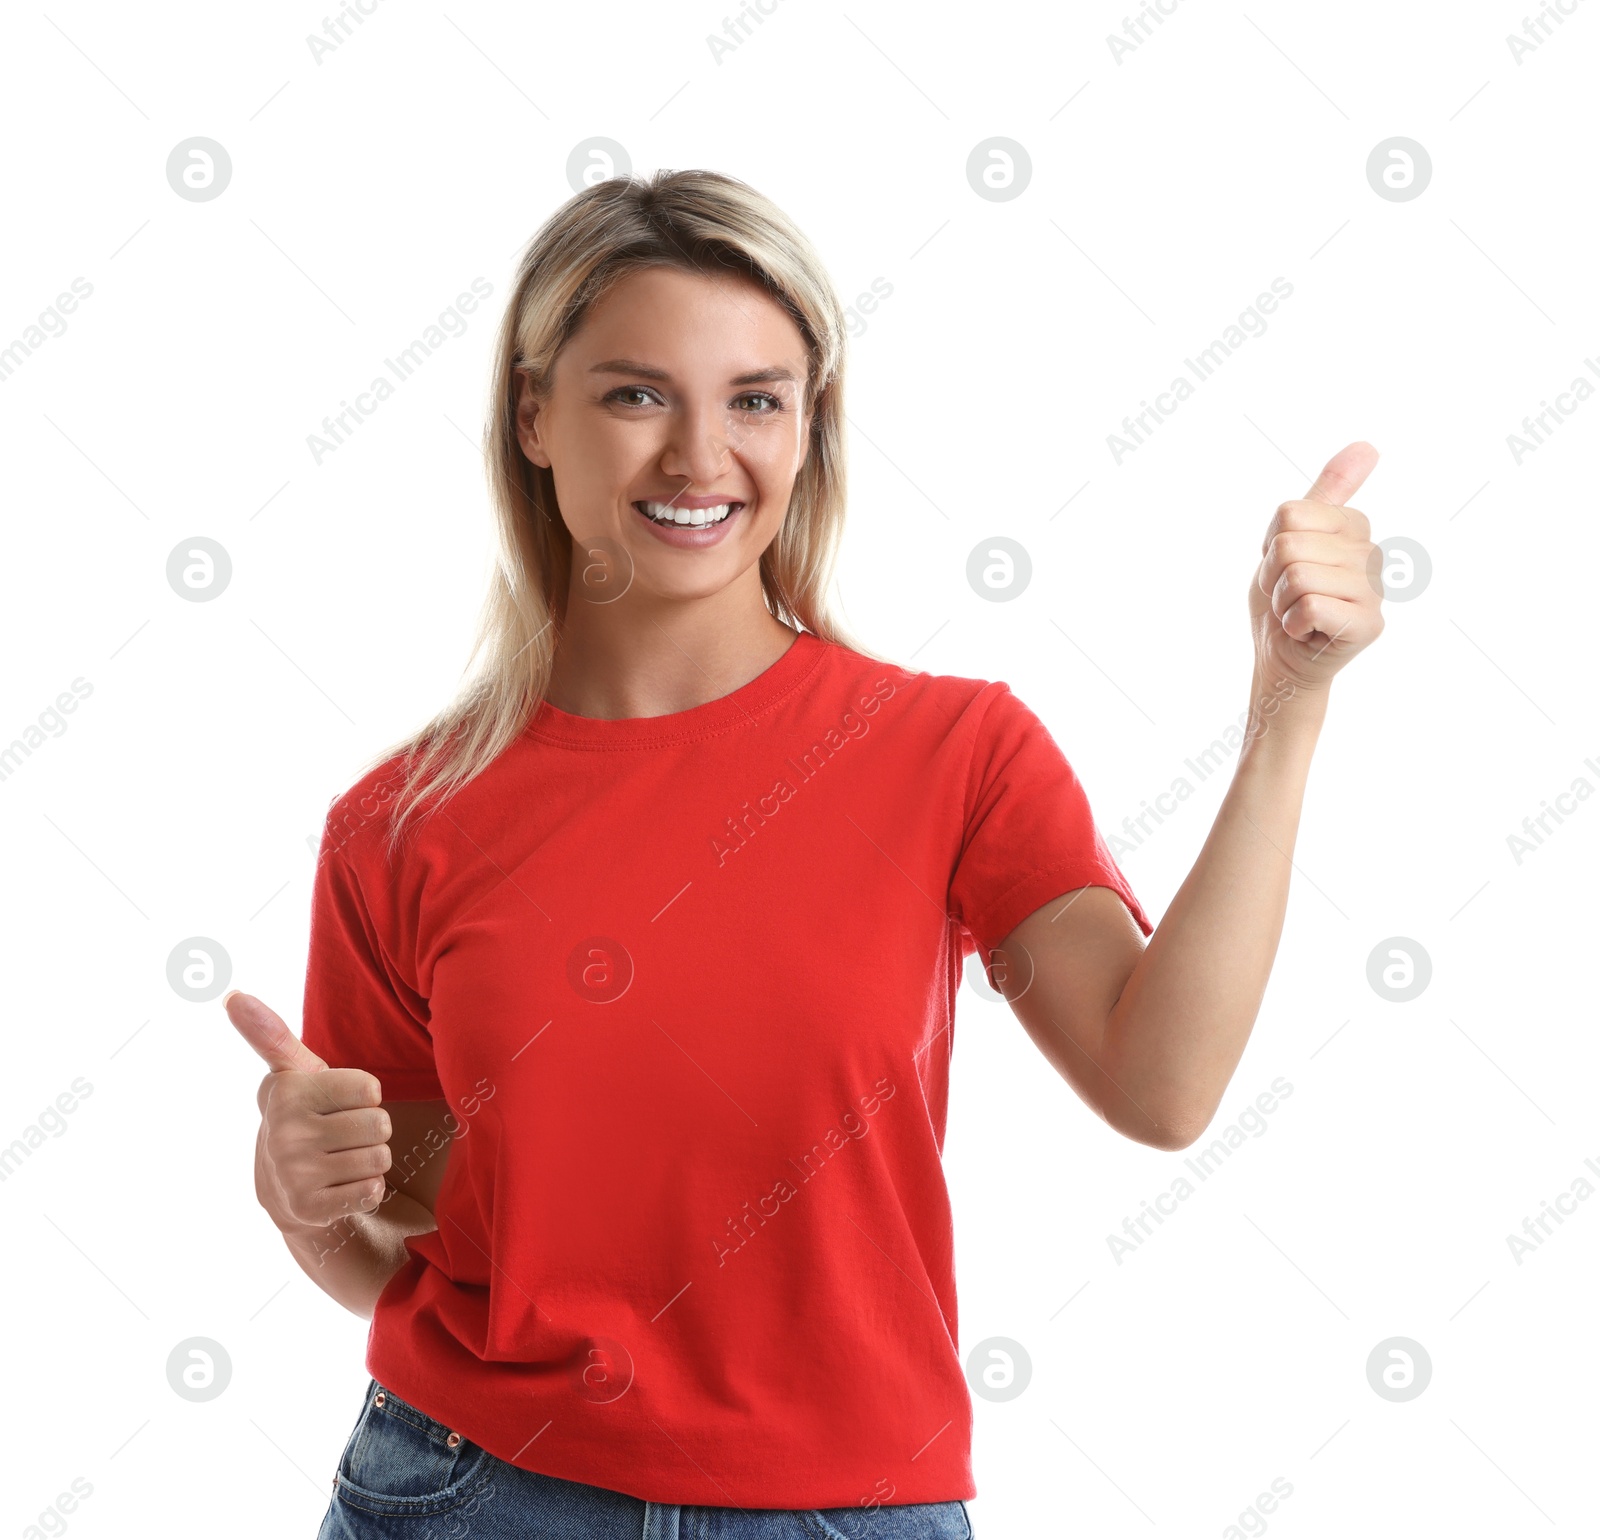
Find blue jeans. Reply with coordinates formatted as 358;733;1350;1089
316;1379;976;1538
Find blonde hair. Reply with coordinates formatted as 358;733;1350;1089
361;168;892;859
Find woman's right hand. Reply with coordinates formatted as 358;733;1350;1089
224;990;393;1235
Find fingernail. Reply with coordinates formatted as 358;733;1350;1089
221;989;240;1008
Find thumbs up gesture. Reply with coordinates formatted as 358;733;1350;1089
1250;441;1386;693
225;990;393;1233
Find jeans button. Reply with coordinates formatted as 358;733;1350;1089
373;1391;386;1407
446;1432;462;1447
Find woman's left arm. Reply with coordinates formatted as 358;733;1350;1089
994;441;1385;1151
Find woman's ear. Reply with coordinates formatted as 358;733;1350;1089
513;370;551;468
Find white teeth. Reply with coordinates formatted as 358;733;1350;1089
637;501;735;527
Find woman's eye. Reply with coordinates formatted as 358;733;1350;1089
604;387;783;412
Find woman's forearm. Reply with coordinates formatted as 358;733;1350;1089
1099;670;1329;1144
279;1188;439;1320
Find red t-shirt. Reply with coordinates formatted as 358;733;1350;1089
300;629;1152;1509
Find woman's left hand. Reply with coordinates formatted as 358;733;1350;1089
1249;440;1386;694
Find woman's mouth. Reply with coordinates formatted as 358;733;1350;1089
631;499;744;546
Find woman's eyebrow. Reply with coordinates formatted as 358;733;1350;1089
587;358;801;387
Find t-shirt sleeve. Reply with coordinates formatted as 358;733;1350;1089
301;821;443;1101
949;683;1154;956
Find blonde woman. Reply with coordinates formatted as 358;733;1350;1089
226;169;1384;1537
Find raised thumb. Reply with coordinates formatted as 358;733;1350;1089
223;989;328;1074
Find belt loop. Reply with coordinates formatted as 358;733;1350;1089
642;1500;681;1540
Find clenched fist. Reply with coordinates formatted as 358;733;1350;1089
225;990;392;1233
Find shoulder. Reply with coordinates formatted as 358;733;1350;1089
317;744;426;873
805;634;1012;731
810;639;1073;789
813;640;1049;778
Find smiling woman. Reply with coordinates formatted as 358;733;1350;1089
227;165;1386;1539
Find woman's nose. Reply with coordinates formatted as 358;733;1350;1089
660;402;742;485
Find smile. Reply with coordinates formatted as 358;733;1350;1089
633;500;741;528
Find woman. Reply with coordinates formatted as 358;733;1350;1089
227;168;1384;1537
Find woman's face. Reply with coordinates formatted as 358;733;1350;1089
515;264;814;606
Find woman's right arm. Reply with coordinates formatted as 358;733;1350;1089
228;990;454;1320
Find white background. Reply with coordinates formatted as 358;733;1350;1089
1;1;1595;1535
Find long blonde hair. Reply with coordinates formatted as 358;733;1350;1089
361;168;891;858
